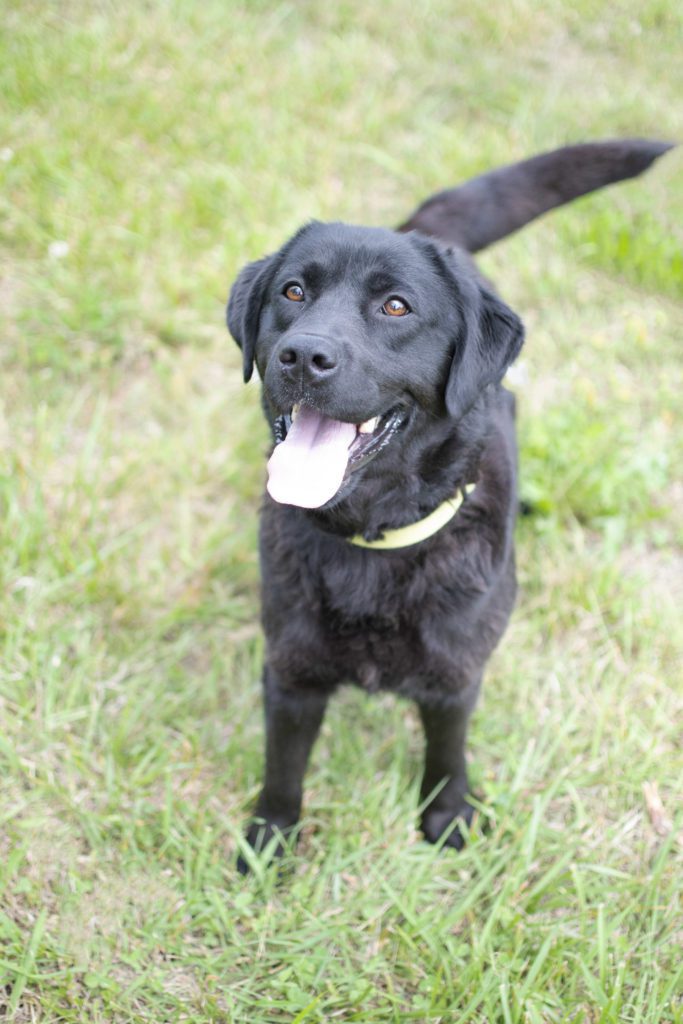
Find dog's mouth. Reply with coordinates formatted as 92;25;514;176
267;404;407;509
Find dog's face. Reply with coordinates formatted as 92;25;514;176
228;222;523;510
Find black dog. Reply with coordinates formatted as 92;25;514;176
227;140;670;870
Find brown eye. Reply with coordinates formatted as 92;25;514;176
284;283;305;302
382;296;410;317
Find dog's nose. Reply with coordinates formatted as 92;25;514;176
277;335;339;383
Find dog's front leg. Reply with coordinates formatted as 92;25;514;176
417;690;479;850
238;667;327;873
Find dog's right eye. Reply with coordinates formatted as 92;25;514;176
284;283;305;302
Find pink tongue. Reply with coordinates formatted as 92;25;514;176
267;406;357;508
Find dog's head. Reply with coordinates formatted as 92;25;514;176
227;222;523;510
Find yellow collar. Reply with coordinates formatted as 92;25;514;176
347;484;476;550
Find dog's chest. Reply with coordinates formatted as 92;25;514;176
298;541;499;697
261;501;515;699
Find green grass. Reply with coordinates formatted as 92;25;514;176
1;1;681;1021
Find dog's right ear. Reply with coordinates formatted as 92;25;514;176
226;254;277;383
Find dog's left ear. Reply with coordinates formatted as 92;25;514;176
445;283;525;419
226;254;277;383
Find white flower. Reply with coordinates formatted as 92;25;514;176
504;360;528;387
48;240;70;259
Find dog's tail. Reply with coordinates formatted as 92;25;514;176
397;139;673;253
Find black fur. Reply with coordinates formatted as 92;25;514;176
227;140;671;871
398;138;673;251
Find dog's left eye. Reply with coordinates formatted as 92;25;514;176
382;297;411;317
284;283;305;302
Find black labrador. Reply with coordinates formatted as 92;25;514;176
227;140;671;870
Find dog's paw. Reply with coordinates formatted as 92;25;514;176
236;818;299;876
420;801;476;851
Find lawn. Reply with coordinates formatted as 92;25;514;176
0;1;681;1021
